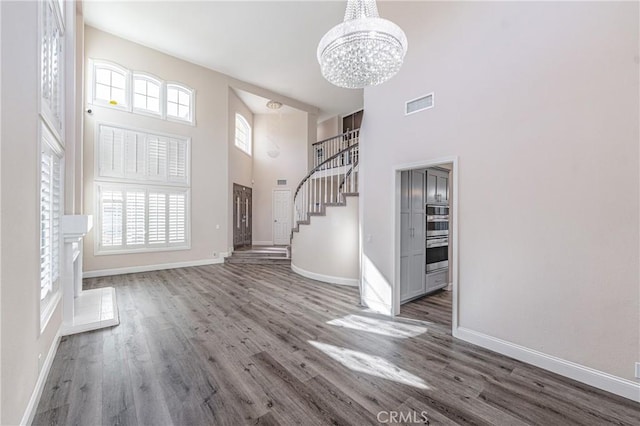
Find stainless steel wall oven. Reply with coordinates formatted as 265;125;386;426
426;204;449;272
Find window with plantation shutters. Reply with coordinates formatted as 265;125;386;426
95;123;190;254
97;185;189;252
40;125;63;323
40;0;64;138
39;0;65;331
96;124;189;185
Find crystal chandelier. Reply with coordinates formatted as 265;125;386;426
317;0;408;89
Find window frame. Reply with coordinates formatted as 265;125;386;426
95;183;191;255
89;59;131;111
94;122;191;256
166;82;196;125
234;113;252;156
132;72;164;117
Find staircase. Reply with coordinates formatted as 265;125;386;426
292;129;359;236
288;129;360;285
225;246;291;265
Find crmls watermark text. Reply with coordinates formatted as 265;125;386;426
376;410;430;424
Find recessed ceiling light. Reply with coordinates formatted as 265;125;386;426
266;100;283;110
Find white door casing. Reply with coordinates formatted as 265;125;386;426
273;189;291;245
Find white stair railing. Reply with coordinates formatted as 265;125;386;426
293;141;359;233
312;129;360;168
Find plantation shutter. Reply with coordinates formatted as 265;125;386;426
168;192;186;244
100;188;124;247
147;136;167;181
99;126;124;177
125;190;146;245
168;138;188;183
40;143;62;300
40;151;53;300
124;131;146;178
148;192;167;244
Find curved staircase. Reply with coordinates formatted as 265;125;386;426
290;130;360;285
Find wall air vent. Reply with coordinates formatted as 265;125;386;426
405;93;434;116
277;179;287;186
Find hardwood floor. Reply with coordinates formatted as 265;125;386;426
34;264;639;425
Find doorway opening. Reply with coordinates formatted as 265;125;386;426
393;158;457;332
233;183;252;249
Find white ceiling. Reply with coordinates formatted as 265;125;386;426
83;1;364;121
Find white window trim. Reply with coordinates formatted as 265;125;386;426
94;183;191;256
132;72;164;117
166;82;196;125
94;122;191;256
234;113;252;156
89;59;131;111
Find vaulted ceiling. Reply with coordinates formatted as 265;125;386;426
83;1;365;121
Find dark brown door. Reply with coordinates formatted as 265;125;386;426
233;184;252;249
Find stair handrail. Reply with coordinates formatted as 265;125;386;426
311;128;359;168
293;142;359;201
311;128;360;147
292;142;359;235
339;157;359;194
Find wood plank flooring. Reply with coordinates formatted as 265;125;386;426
34;264;639;425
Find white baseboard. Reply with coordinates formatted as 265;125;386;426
20;330;62;425
252;240;274;246
454;327;640;403
84;255;229;278
291;263;359;287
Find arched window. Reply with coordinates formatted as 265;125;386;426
235;113;252;155
91;60;130;109
166;83;194;123
133;73;162;115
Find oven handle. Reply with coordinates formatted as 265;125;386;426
426;240;448;248
427;218;449;223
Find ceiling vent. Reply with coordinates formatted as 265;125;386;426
405;93;434;115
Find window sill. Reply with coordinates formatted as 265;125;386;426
95;244;191;256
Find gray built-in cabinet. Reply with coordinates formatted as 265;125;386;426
400;170;426;302
426;168;449;205
401;168;450;304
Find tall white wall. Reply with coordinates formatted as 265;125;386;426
361;0;639;386
291;196;359;285
252;111;309;244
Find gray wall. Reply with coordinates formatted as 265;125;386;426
361;1;639;382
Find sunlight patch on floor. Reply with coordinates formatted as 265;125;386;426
327;314;428;338
308;341;429;389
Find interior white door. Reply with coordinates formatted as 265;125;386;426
272;189;291;245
